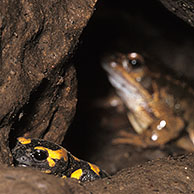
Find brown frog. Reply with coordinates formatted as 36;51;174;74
102;52;194;150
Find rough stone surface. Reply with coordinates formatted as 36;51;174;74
160;0;194;27
0;0;97;164
1;154;194;193
0;166;70;194
84;154;194;194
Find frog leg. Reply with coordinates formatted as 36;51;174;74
175;120;194;152
112;130;147;148
112;111;149;147
186;122;194;146
188;130;194;145
127;112;145;134
152;81;160;101
176;136;194;152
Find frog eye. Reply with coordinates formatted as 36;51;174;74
127;53;144;69
33;149;48;161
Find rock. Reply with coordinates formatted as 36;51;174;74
0;166;71;194
160;0;194;27
2;154;194;193
0;0;97;164
85;154;194;194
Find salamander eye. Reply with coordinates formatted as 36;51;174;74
33;150;48;161
127;52;144;69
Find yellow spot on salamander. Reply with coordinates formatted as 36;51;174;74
18;137;31;144
88;163;100;176
47;157;55;167
62;175;67;179
70;169;83;180
34;146;68;168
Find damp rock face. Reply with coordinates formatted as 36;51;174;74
84;154;194;194
0;167;68;194
1;154;194;194
160;0;194;27
0;0;97;164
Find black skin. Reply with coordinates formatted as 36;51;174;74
12;138;108;182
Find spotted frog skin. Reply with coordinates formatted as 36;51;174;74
12;137;108;182
102;52;194;149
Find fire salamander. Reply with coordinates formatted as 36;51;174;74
12;137;108;182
